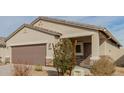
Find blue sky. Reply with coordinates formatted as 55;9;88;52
0;16;124;46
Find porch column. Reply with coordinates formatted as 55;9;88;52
90;33;100;63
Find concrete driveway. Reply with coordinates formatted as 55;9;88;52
0;64;13;76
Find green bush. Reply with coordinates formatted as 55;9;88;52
53;39;75;76
90;56;115;76
35;64;42;71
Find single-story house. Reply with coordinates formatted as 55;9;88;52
0;16;124;66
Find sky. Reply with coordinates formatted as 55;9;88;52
0;16;124;46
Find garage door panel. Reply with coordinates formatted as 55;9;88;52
12;44;46;65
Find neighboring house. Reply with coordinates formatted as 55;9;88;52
0;16;124;66
0;37;6;63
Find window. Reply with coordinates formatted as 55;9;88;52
76;42;83;56
76;45;81;53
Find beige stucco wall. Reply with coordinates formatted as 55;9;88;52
99;32;109;56
105;40;124;61
0;47;9;63
99;40;106;56
120;47;124;52
99;31;124;62
0;48;5;60
34;20;96;38
6;27;58;63
0;48;6;62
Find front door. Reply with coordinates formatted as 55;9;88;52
83;43;91;59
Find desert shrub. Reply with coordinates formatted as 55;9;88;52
35;64;42;71
13;64;32;76
90;56;115;76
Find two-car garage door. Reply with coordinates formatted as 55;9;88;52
12;44;46;65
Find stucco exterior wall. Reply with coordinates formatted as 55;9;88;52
99;39;106;56
34;20;96;38
99;32;107;56
105;40;124;61
120;47;124;53
0;48;5;62
6;27;58;63
0;47;9;63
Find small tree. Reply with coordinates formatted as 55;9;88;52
53;39;75;76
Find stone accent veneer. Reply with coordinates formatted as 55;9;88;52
46;59;53;66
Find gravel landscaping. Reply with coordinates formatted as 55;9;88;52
0;64;124;76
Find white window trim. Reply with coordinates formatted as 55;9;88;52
76;42;84;56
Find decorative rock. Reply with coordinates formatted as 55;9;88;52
71;66;92;76
71;66;85;76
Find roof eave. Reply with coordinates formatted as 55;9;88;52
101;28;122;47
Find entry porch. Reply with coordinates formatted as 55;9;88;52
66;33;100;66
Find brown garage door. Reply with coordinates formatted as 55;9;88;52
12;44;46;65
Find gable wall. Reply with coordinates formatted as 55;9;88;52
33;20;96;38
6;27;57;46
